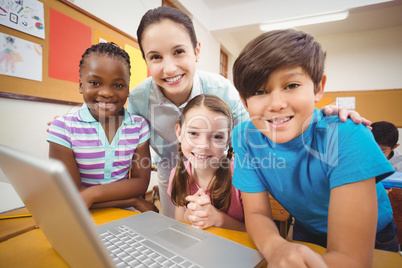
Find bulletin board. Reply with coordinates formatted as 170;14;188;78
315;89;402;127
0;0;149;105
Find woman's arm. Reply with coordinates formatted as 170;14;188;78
323;178;377;268
242;191;327;268
80;140;152;208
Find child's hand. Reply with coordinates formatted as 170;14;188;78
321;105;371;128
132;198;159;213
185;189;221;229
80;187;95;208
80;188;94;208
265;240;328;268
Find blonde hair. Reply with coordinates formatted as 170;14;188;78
170;94;234;211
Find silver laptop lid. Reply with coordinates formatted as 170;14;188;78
0;144;114;268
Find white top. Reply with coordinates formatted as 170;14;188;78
389;150;402;172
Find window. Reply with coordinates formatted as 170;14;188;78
220;49;228;78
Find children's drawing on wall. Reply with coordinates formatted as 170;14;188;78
0;33;42;81
0;34;21;73
0;0;45;39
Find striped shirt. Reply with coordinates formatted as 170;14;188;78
47;103;150;187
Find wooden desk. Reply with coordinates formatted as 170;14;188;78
0;207;36;242
0;208;401;267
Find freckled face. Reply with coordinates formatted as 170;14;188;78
242;66;325;143
79;54;130;121
176;106;231;170
141;20;200;105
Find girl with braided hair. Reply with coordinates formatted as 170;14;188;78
167;94;245;231
47;42;158;213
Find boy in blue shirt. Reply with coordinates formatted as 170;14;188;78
231;29;398;267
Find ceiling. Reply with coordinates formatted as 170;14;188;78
177;0;402;53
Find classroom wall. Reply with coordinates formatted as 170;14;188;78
67;0;161;39
0;98;76;159
2;3;402;164
317;25;402;92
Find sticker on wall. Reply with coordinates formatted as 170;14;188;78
0;0;45;39
336;97;355;110
0;32;42;81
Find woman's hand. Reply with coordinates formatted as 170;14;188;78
321;105;371;128
46;115;59;132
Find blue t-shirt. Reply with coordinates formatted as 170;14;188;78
232;109;394;235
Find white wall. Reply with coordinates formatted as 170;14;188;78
317;26;402;92
192;16;221;74
0;98;77;158
67;0;161;39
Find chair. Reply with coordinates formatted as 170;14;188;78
269;194;291;239
388;187;402;250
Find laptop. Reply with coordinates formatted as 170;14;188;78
0;144;265;268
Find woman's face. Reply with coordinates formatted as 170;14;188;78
140;19;200;105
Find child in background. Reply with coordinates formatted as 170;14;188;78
167;94;245;231
371;121;402;172
232;29;398;267
47;42;158;212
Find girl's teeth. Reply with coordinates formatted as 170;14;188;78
194;153;208;159
165;75;182;82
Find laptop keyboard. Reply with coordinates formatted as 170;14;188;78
100;225;200;268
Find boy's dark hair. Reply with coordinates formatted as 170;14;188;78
136;6;198;59
233;29;326;101
79;42;131;76
371;121;399;147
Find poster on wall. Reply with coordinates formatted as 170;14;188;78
0;0;45;39
125;44;149;89
0;32;42;81
48;8;91;83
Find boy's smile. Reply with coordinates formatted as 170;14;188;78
242;66;325;144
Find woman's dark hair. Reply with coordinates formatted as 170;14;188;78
136;6;198;59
